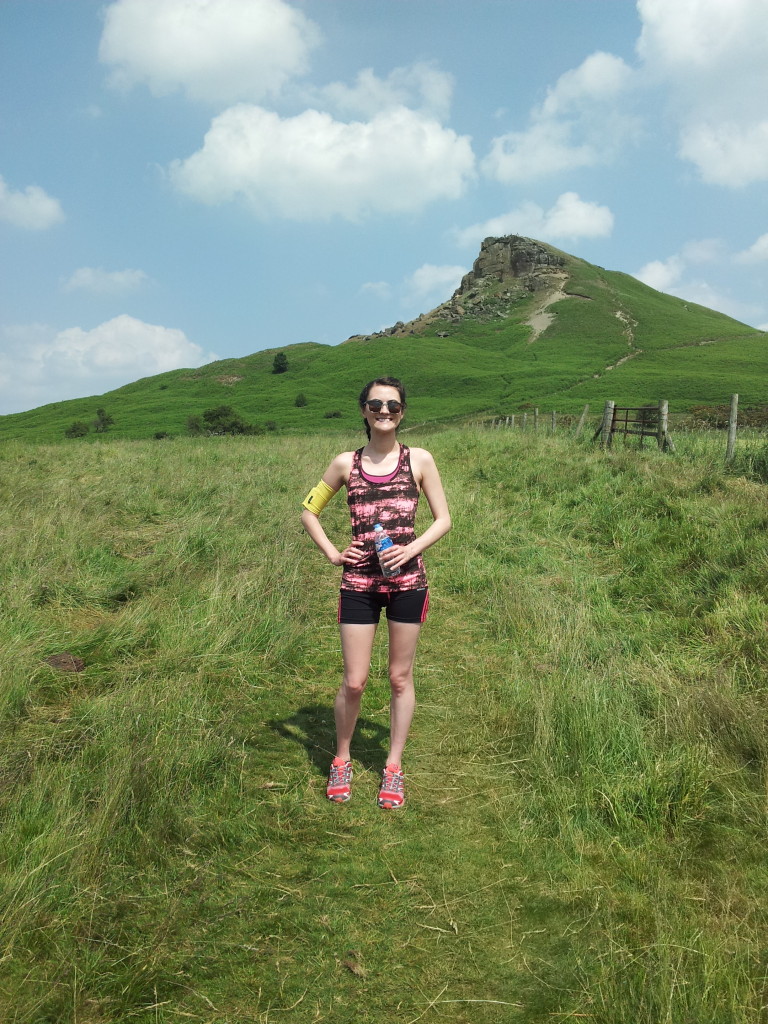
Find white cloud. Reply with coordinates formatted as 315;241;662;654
635;256;684;292
306;63;454;122
483;52;637;183
680;238;725;264
453;192;614;248
0;175;64;230
637;0;765;77
540;51;634;118
482;3;768;189
679;120;768;188
99;0;320;104
405;264;466;302
63;267;149;293
735;233;768;264
483;121;597;183
169;105;475;221
0;315;216;414
634;244;765;325
359;281;392;300
637;0;768;186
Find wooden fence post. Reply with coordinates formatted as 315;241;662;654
551;410;556;434
599;400;615;448
534;408;539;432
657;399;675;452
522;413;528;431
511;414;515;429
575;404;589;438
726;394;739;464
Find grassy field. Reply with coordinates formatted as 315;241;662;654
2;428;768;1022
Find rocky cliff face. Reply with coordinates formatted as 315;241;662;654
458;235;567;296
347;235;570;341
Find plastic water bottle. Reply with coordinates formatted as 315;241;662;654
373;523;400;577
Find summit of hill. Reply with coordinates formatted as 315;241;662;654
1;236;765;442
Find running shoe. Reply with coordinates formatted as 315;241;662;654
326;757;352;802
378;763;405;809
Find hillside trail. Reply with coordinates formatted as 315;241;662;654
525;273;572;342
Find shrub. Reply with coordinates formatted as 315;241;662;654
93;407;114;433
64;421;89;438
295;393;307;407
200;405;256;435
272;352;288;374
187;415;203;436
324;410;342;419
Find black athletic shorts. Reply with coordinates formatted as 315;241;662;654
338;588;429;625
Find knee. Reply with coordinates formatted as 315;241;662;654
388;669;413;698
342;675;368;699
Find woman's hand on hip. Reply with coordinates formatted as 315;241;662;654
331;540;367;567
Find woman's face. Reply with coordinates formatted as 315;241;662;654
361;384;404;436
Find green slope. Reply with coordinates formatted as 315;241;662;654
1;242;765;442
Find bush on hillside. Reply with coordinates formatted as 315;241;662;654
93;408;114;433
272;352;288;374
295;393;307;407
324;410;342;419
64;421;90;438
194;405;261;436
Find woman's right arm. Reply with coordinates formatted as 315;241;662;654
301;453;365;567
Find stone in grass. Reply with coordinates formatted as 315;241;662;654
44;653;85;673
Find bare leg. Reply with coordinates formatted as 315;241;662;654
386;620;422;767
335;623;377;761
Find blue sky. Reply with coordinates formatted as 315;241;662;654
1;0;767;415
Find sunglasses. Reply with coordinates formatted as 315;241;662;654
365;399;403;414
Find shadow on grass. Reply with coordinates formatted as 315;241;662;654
270;704;390;776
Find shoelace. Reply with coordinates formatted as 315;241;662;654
381;768;404;794
329;762;351;785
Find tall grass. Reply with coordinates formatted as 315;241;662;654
1;430;767;1022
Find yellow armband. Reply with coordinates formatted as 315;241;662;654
302;479;336;516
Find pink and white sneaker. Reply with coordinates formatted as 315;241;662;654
378;764;405;809
326;757;352;802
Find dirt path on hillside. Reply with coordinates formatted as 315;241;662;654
526;273;571;342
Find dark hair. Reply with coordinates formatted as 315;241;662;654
358;377;407;439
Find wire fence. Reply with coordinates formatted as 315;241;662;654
467;397;768;482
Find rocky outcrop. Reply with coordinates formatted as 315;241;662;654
346;235;571;342
459;235;567;295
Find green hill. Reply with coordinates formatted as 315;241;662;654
1;236;765;442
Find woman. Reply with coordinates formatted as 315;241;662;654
301;377;451;808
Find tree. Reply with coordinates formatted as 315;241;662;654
65;421;89;438
93;407;114;433
294;393;307;407
272;352;288;374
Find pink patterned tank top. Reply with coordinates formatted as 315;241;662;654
342;444;427;594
